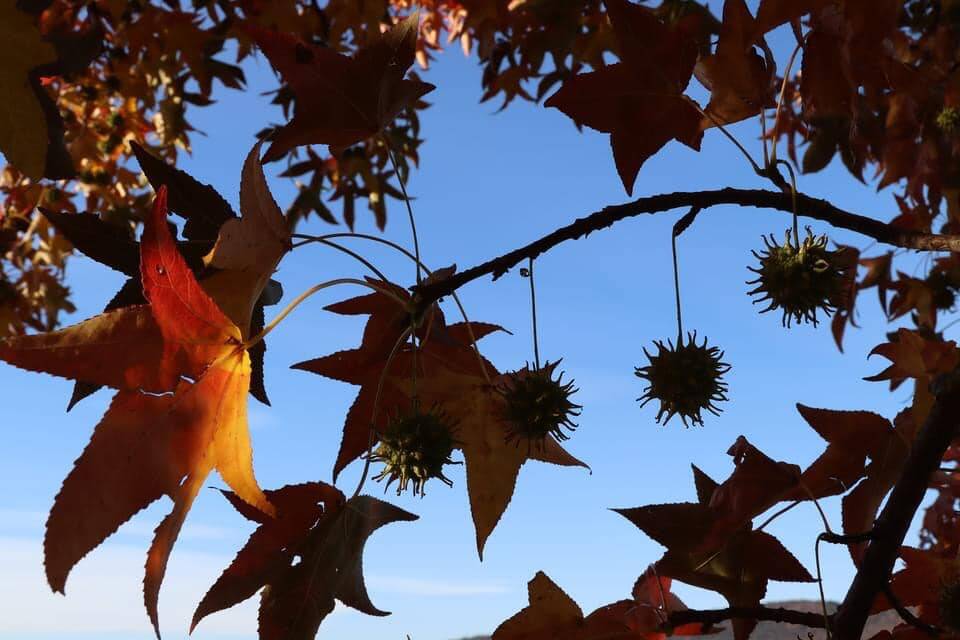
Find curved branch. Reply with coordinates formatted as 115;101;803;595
668;606;833;629
414;187;960;305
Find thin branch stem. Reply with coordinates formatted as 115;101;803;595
691;99;764;175
770;40;804;164
386;142;423;285
292;236;389;281
526;257;541;369
245;278;406;349
291;231;493;384
672;227;683;342
352;326;414;499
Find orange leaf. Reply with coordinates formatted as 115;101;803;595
0;188;275;635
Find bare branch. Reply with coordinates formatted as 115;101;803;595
414;188;960;306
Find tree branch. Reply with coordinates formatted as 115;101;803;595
414;187;960;306
833;371;960;640
668;606;833;629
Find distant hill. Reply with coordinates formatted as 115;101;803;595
451;600;904;640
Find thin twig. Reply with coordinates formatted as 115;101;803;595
526;257;541;369
245;278;407;349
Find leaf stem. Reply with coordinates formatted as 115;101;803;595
526;257;541;370
291;231;494;384
352;326;414;499
244;278;407;349
385;140;423;285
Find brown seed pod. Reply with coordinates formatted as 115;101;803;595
498;360;581;447
635;331;730;427
370;406;458;496
747;228;851;327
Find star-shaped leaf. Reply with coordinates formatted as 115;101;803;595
545;0;703;195
252;14;435;159
0;187;279;634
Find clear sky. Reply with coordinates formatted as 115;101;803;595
0;4;936;639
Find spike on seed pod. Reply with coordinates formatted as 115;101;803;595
747;227;851;327
635;331;730;427
498;360;581;447
370;406;458;497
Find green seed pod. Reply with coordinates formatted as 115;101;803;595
635;331;730;427
499;360;581;446
747;228;850;327
371;407;458;497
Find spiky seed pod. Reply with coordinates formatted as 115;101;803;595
635;331;730;427
747;228;851;327
370;407;458;497
941;576;960;633
498;360;581;446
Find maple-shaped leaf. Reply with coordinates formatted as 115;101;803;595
131;141;236;242
754;0;833;37
871;547;957;616
703;436;800;547
440;377;587;557
0;188;276;634
695;0;774;128
865;329;960;391
252;14;435;159
493;568;711;640
657;529;813;640
38;144;285;409
292;281;502;479
295;283;585;555
616;459;812;640
839;409;919;562
0;0;73;180
196;486;417;640
786;404;893;500
545;0;703;195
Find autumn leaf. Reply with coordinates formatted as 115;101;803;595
0;187;276;634
0;0;72;180
292;281;502;479
493;568;711;640
615;457;812;640
545;0;703;195
252;13;435;159
695;0;774;128
754;0;833;37
195;485;417;640
38;143;286;408
870;547;957;616
295;283;585;555
790;404;894;500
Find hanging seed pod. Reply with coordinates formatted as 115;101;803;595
499;360;581;446
635;331;730;427
747;227;851;327
370;407;458;496
941;576;960;633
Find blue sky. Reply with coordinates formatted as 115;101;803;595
0;6;937;640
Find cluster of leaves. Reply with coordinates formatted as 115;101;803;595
6;1;960;640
